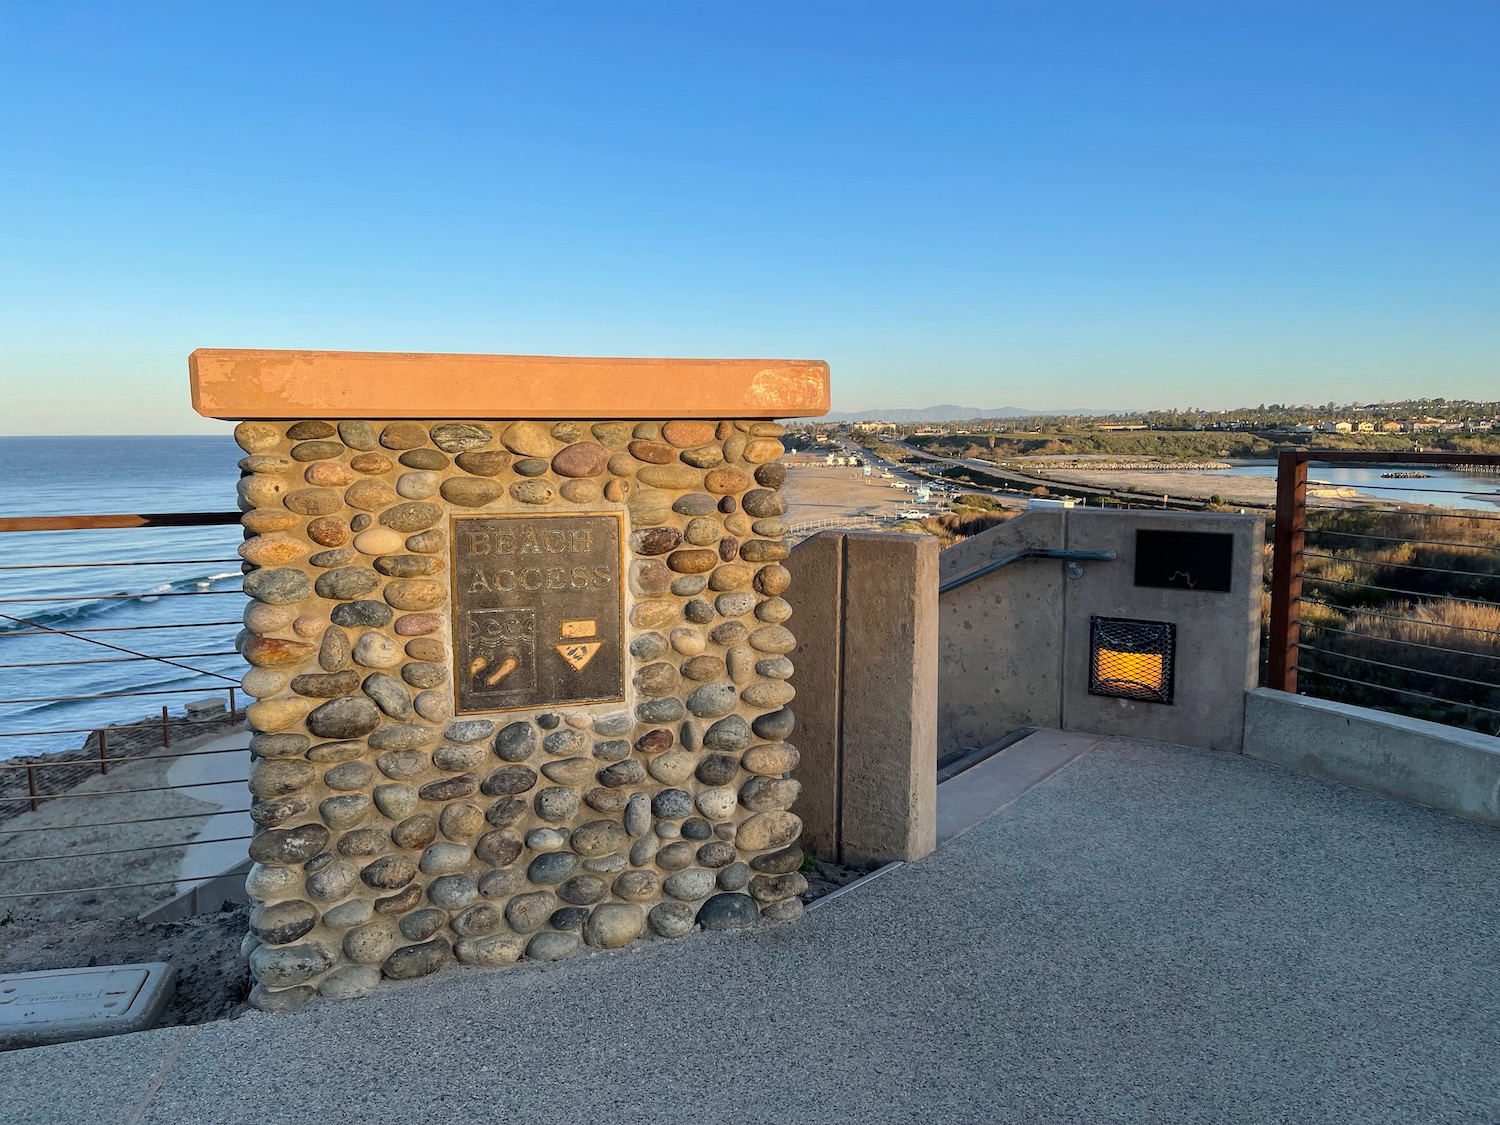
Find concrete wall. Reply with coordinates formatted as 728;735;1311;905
1243;687;1500;826
787;531;938;867
939;508;1264;756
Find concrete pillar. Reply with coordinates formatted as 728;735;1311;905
789;531;938;867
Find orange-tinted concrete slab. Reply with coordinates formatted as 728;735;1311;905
189;349;830;420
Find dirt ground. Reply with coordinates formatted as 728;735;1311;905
0;903;250;1034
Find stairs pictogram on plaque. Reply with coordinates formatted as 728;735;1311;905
556;619;601;672
556;641;602;671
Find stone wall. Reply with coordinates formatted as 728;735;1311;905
233;417;806;1010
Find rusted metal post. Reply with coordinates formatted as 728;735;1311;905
26;765;37;812
161;705;170;748
98;728;109;776
1268;450;1308;693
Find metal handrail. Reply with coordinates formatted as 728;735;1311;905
939;548;1117;595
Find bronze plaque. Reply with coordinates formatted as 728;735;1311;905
451;513;625;714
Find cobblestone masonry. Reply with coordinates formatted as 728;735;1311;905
234;418;805;1010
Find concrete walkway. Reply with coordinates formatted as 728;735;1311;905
6;736;1500;1124
164;731;252;892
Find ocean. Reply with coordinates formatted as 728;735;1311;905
0;436;246;761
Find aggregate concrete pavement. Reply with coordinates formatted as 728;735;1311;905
6;736;1499;1124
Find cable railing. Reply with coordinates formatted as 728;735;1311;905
1267;451;1500;736
0;510;252;918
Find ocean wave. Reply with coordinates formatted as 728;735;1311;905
0;571;244;634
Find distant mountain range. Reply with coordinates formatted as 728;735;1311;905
821;404;1113;423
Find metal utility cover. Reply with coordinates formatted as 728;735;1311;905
0;962;176;1049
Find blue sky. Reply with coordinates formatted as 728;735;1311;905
1;1;1495;433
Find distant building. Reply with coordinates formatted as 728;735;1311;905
1321;421;1353;433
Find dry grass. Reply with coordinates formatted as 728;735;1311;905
920;509;1014;548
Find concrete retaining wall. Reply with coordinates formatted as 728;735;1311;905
1243;687;1500;826
938;508;1264;757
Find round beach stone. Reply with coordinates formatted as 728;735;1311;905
251;899;319;946
340;826;392;858
397;449;449;472
250;796;309;828
288;440;344;464
249;823;329;866
630;526;682;556
242;510;300;535
542;729;586;757
647;750;694;785
585;787;629;814
493;722;538;762
484;795;528;829
685;682;738;718
242;636;314;669
683;598;714;624
651;788;694;820
634;697;685;723
629;559;672;597
239;534;306;568
415;771;475;798
248;758;315;798
534;786;580;823
441;905;497;939
591;760;647;793
505;891;556;933
713;590;754;617
510;480;555;505
242;568;311;606
739;775;801;812
559;478;602;504
246;863;301;900
379;502;443;532
750;871;808;903
244;601;299;633
629;633;669;662
526;931;579;961
646;901;695;939
680;444;724;469
667;548;718;574
583;903;645;949
307;549;358;571
342;922;400;966
414;690;451;722
748;625;796;654
323;761;374;791
346;633;398;670
500;421;557;457
475;831;523;866
305;858;359;900
405;528;446;553
348;451;392;475
401;661;446;689
373;783;419;820
433;743;487;772
361;854;418;890
429;422;493;452
717;860;751;890
570;820;629;858
740;539;788;564
752;596;791;625
479;765;538;796
234;421;282;453
704;467;752;495
703;715;752;752
384;579;445;610
448;719;495;743
374;750;424;780
627;439;677;464
382;938;450;980
427;873;478;909
441;477;505;507
550;906;588;930
375;421;426;450
250;732;310;760
395;471;440;499
752;708;796;741
613;870;660;902
374;884;424;914
251;940;334;989
420;842;473;876
659;420;714;448
554;874;606;906
696;892;759;931
736;810;803;852
633;662;679;698
551;441;608;477
637;464;701;490
603;477;629;502
708;564;752;592
663;867;716;901
391;813;438;850
697;840;736;868
742;680;796;709
357;675;410;722
394;613;443;638
245;697;311;733
455;933;525;967
541;758;596;786
331;600;393;628
455;449;512;476
695;787;737;820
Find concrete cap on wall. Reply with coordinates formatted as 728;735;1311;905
188;349;831;420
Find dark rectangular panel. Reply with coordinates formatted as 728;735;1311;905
1133;529;1234;592
451;513;625;713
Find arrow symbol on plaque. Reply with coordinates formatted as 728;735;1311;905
555;642;601;672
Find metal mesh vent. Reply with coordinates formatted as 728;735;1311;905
1089;617;1175;704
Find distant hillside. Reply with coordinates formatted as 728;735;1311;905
821;405;1111;423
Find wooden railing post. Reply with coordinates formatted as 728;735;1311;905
161;705;171;748
26;764;38;812
98;728;109;775
1268;450;1308;692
